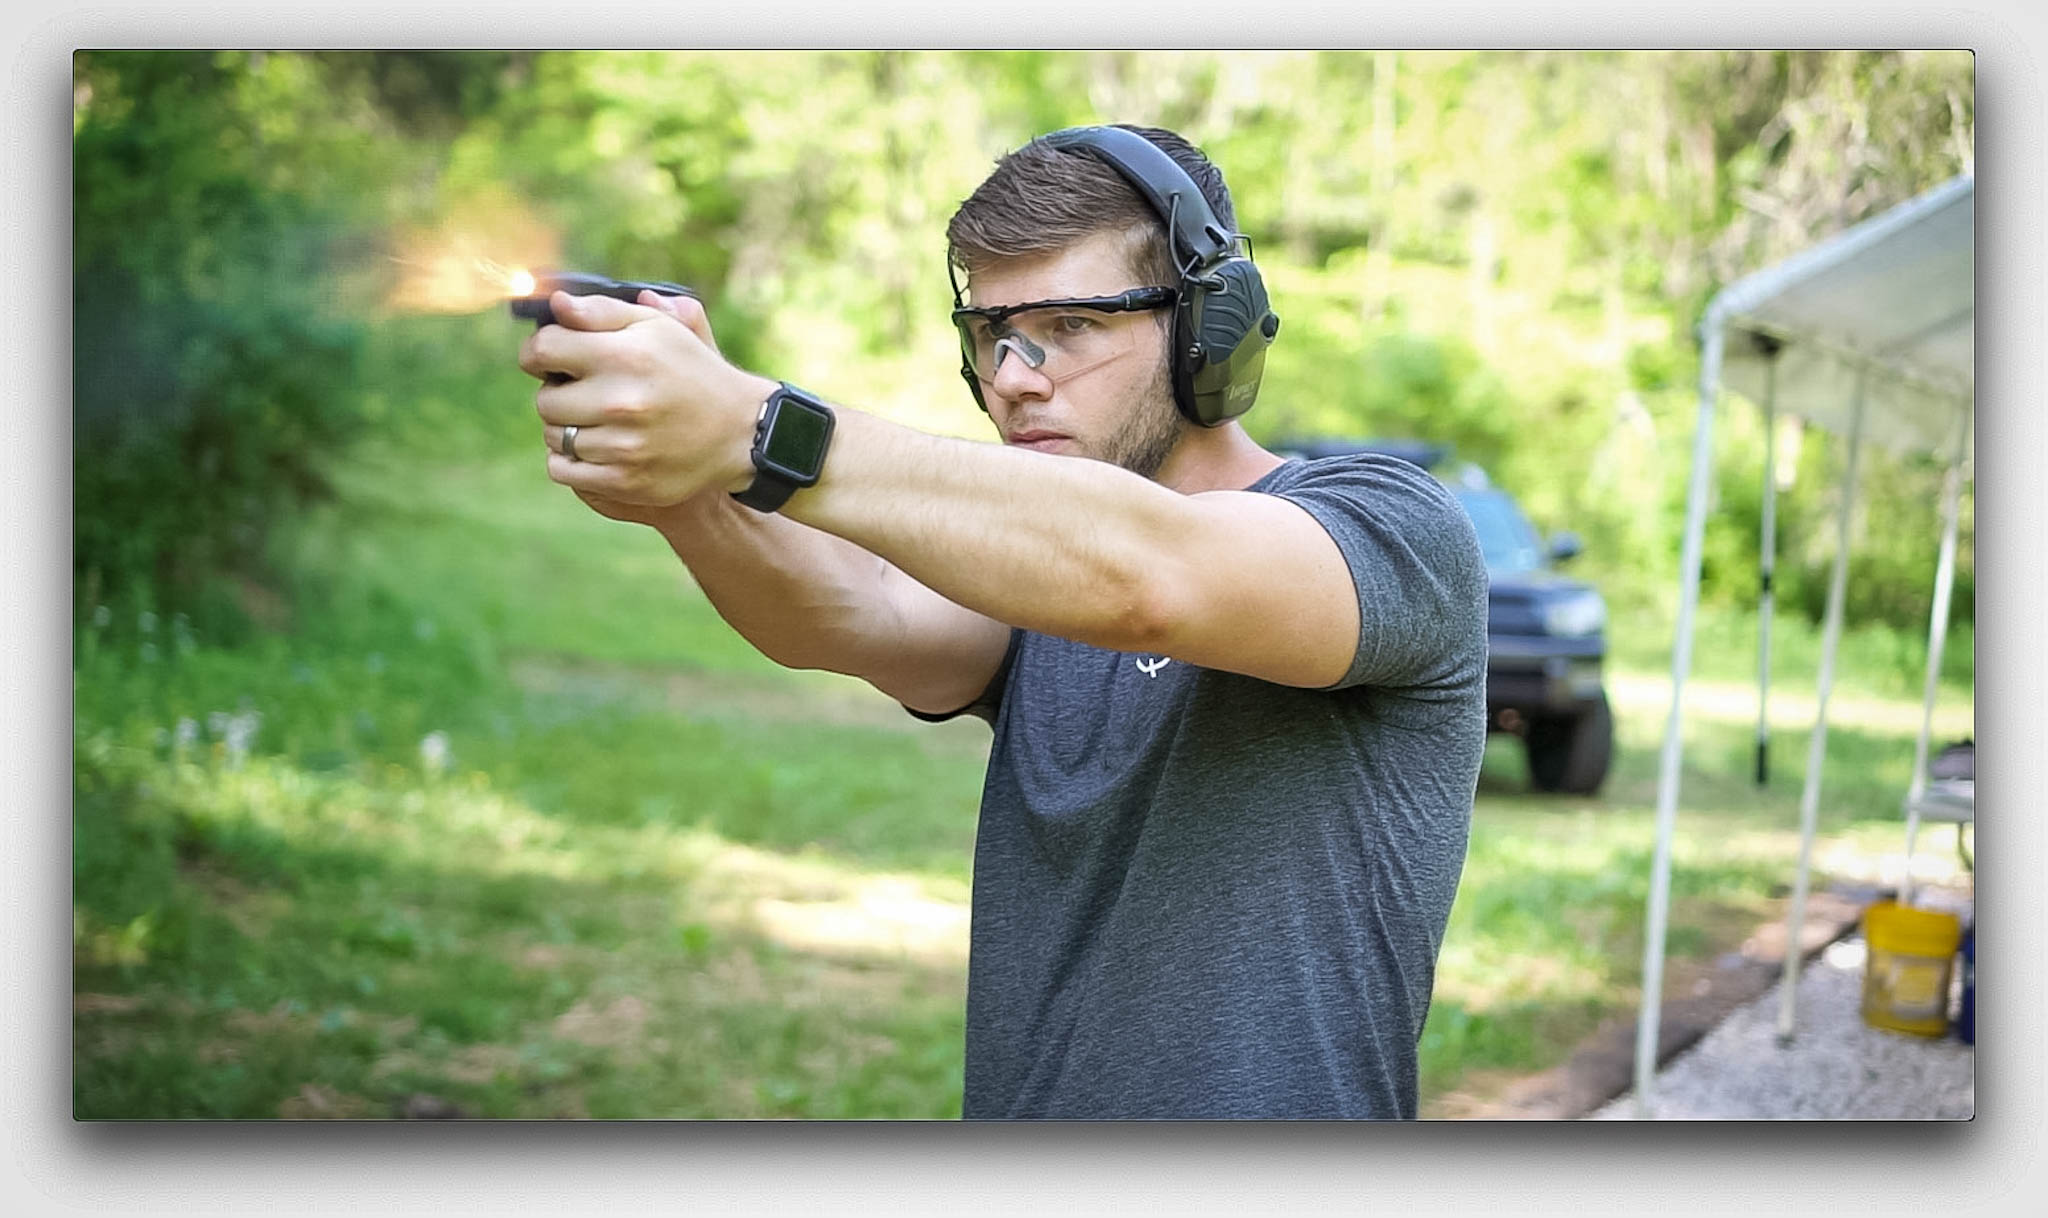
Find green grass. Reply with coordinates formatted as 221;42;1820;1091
74;433;986;1119
73;669;979;1119
1606;599;1974;710
73;437;1972;1120
76;807;964;1118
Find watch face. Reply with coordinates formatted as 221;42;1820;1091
760;394;833;480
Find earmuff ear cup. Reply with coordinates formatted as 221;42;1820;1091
1180;257;1277;426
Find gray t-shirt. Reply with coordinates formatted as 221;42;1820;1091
919;452;1488;1119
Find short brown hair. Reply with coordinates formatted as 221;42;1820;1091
946;124;1238;288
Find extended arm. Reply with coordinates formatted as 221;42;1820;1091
522;291;1365;690
775;408;1361;687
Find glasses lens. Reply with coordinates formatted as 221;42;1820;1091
956;304;1151;383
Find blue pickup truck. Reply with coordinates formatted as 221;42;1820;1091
1272;438;1613;795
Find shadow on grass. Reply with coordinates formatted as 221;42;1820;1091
73;744;972;1121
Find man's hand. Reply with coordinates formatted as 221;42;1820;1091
518;289;778;509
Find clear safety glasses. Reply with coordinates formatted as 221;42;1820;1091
952;287;1176;385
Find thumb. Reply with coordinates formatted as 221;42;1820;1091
642;289;721;354
550;289;657;333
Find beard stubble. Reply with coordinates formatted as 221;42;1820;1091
1099;355;1184;481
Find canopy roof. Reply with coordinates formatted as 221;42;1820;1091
1713;173;1974;457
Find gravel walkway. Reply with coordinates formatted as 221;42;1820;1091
1588;887;1975;1121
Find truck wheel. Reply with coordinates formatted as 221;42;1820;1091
1525;692;1613;795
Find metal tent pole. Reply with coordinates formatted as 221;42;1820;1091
1633;321;1724;1117
1755;338;1783;786
1901;405;1972;906
1775;371;1868;1044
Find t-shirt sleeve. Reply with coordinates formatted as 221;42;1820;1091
1272;455;1489;694
902;627;1023;725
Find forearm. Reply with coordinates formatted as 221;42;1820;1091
650;491;896;674
651;490;1010;711
781;408;1198;652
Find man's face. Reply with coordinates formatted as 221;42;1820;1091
963;230;1184;480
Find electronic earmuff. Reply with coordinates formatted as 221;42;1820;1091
1038;126;1280;427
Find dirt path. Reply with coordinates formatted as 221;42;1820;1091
1423;887;1875;1119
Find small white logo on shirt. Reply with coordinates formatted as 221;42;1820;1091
1135;656;1172;678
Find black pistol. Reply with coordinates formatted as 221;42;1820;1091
510;270;698;328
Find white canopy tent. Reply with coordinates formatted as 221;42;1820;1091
1632;174;1975;1117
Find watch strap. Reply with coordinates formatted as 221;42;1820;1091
732;467;802;513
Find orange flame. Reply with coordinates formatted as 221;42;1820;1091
379;202;558;315
384;251;544;315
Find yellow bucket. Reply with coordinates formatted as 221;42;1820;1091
1860;901;1963;1037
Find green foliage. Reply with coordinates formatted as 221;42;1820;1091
72;50;1973;630
1252;310;1508;455
353;312;538;457
73;52;377;621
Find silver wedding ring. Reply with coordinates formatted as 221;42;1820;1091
562;425;582;462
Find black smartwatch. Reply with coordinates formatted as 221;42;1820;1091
732;382;836;513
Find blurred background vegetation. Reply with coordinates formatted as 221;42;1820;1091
72;50;1974;1119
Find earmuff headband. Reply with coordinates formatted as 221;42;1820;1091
1041;126;1236;270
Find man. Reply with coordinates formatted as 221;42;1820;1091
517;124;1487;1119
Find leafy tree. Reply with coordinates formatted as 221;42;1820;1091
74;52;378;627
71;50;1973;635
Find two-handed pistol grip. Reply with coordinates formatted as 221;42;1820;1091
511;271;699;384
